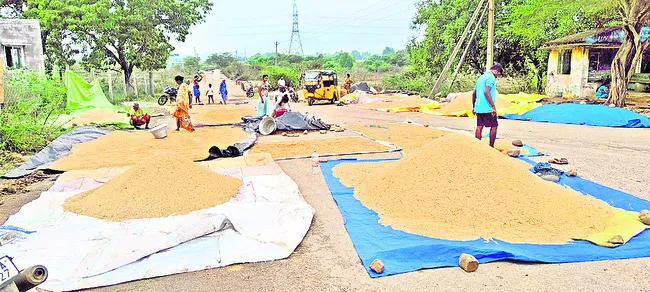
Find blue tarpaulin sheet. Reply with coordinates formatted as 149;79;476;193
503;103;650;128
321;158;650;277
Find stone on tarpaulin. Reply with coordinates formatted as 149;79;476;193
370;259;384;274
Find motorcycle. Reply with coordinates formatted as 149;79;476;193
0;256;47;292
288;87;299;103
157;86;178;106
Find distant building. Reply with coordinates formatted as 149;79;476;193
545;26;650;98
0;19;45;72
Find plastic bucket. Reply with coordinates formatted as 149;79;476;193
259;116;277;135
149;124;168;139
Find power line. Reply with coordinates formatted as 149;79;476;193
303;0;408;36
302;0;394;34
301;7;416;39
289;0;304;55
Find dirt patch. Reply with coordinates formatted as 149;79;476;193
63;154;242;221
333;133;618;244
50;127;249;170
249;137;393;159
0;171;52;195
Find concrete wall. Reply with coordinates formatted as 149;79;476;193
0;19;44;72
546;47;590;98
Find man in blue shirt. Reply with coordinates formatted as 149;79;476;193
472;64;503;148
596;79;610;99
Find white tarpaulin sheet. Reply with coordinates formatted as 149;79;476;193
0;172;313;291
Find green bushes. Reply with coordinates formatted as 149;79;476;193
259;66;300;88
0;71;67;156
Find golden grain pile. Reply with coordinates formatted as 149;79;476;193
63;154;242;221
67;109;126;126
249;137;392;159
440;92;512;115
333;133;618;244
346;124;449;153
356;96;430;109
51;127;249;170
191;104;255;124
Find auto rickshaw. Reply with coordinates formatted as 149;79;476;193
302;70;340;106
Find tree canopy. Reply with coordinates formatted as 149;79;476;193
408;0;618;92
7;0;211;87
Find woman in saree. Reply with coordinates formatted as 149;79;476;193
173;75;195;132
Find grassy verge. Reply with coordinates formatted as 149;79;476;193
0;71;68;174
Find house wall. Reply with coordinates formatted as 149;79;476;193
0;19;45;72
545;47;590;98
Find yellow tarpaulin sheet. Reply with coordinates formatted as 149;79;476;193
499;93;545;104
388;101;443;113
578;209;650;247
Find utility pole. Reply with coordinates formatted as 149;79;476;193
274;41;280;66
486;0;495;70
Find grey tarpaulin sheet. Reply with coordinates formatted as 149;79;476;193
234;133;257;153
3;127;111;178
242;112;331;133
350;82;371;93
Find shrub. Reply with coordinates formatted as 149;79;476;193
0;71;67;155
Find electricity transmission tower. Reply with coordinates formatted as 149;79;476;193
289;0;304;55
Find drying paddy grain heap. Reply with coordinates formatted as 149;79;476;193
333;133;618;244
63;154;242;221
346;124;449;153
250;137;391;159
67;109;125;126
51;127;249;170
356;96;431;109
440;92;511;116
191;104;255;124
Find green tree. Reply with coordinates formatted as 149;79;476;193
205;53;236;69
410;0;615;93
183;56;201;73
335;52;355;69
24;0;211;88
350;50;362;60
382;47;395;55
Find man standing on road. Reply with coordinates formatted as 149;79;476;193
472;64;502;148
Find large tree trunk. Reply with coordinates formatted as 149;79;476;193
607;25;644;107
607;0;650;107
120;61;132;91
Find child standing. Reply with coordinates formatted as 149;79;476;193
193;76;201;104
207;84;215;104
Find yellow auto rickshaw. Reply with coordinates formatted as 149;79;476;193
302;70;340;106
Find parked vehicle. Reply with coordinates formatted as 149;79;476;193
157;86;178;106
302;70;340;106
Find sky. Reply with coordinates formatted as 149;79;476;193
171;0;422;58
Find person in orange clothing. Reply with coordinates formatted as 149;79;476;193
173;75;195;132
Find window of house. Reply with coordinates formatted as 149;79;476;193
3;46;25;69
558;50;572;75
